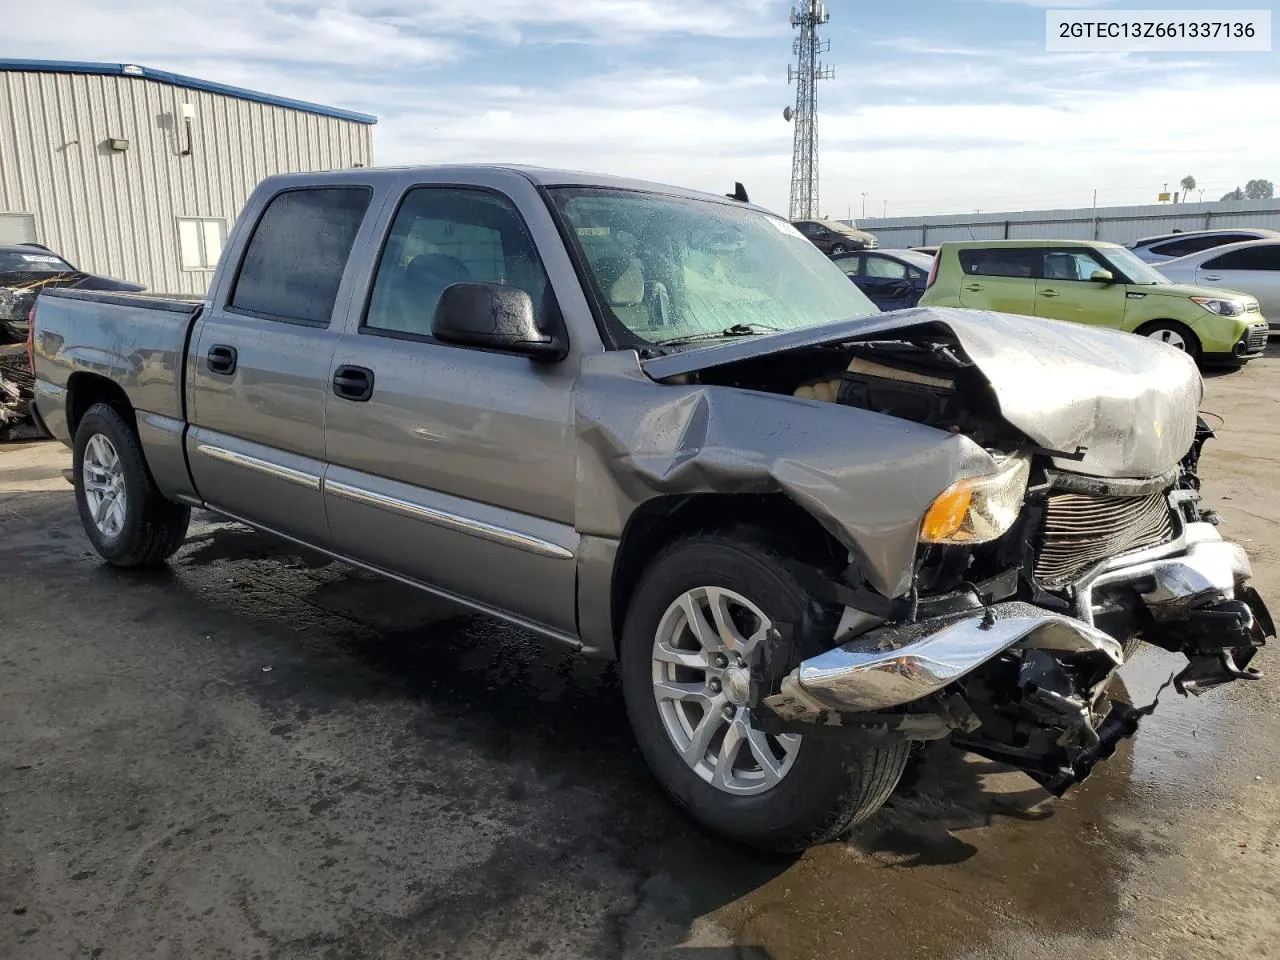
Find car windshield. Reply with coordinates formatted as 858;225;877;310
0;251;74;275
548;188;879;347
1102;246;1170;285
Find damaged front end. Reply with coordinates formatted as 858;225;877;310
631;309;1272;798
759;417;1271;797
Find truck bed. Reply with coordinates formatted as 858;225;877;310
32;287;203;440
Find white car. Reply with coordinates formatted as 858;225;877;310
1158;239;1280;331
1128;228;1280;264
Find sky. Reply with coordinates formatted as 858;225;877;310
6;0;1280;220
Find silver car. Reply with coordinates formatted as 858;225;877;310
1127;228;1280;264
1158;239;1280;330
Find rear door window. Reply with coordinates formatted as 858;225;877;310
957;248;1039;278
230;187;372;325
834;255;863;277
1203;244;1280;271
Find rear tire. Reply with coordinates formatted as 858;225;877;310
619;529;910;853
73;403;190;568
1136;320;1201;362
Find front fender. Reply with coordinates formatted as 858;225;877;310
572;351;995;601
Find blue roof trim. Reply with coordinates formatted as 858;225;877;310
0;59;378;125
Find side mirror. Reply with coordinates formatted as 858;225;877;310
431;282;566;361
1089;269;1115;283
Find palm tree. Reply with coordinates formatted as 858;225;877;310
1180;175;1196;203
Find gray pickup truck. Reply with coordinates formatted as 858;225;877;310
30;165;1272;852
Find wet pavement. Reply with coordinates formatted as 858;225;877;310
2;349;1279;960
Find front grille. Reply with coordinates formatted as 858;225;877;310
1033;490;1174;586
1247;325;1268;352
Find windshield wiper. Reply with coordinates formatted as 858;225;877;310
653;323;781;347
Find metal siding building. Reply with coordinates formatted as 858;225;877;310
0;60;376;294
851;198;1280;249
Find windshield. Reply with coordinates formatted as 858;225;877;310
0;251;73;275
548;188;879;346
1101;246;1170;285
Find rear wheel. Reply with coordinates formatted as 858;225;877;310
619;529;910;853
73;403;190;567
1136;320;1201;362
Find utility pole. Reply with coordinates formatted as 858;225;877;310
861;192;868;218
785;1;834;221
1091;188;1098;240
883;199;888;217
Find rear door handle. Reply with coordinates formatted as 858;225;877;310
1202;274;1222;281
332;365;374;402
206;344;237;375
1039;290;1060;298
964;283;984;291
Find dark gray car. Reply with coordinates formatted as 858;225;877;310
30;165;1272;853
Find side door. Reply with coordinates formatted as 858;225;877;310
955;247;1038;315
186;183;377;545
322;180;581;636
1197;243;1280;318
1034;248;1129;329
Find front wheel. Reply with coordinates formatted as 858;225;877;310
619;530;910;853
1136;320;1201;362
829;243;847;256
73;403;191;567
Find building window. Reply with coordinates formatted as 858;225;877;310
177;217;227;270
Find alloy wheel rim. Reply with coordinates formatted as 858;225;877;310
650;586;800;796
1148;328;1187;351
83;433;127;540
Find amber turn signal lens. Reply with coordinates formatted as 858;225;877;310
920;486;973;543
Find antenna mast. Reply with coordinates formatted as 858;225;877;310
786;1;833;221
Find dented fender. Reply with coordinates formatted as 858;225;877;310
572;350;996;606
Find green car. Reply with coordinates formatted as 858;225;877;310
919;239;1269;365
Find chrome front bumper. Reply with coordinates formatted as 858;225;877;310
766;522;1262;721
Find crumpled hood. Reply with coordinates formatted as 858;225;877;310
641;305;1203;479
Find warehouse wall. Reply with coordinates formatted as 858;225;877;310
850;198;1280;249
0;70;373;294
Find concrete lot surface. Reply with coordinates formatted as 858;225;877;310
2;348;1279;959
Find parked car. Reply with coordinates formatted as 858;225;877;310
919;239;1269;365
29;166;1271;853
1157;239;1280;332
0;243;145;342
1127;228;1280;264
791;218;878;255
832;249;934;310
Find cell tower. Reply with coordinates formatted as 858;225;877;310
784;1;834;221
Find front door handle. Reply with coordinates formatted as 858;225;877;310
964;283;984;291
1039;290;1060;298
1202;274;1222;281
207;344;237;375
332;365;374;402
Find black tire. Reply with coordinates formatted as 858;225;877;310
620;528;910;853
72;403;190;568
829;243;847;256
1135;320;1201;362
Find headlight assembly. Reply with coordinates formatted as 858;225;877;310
1190;297;1246;317
920;455;1031;545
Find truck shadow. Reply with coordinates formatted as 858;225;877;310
114;519;1143;958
